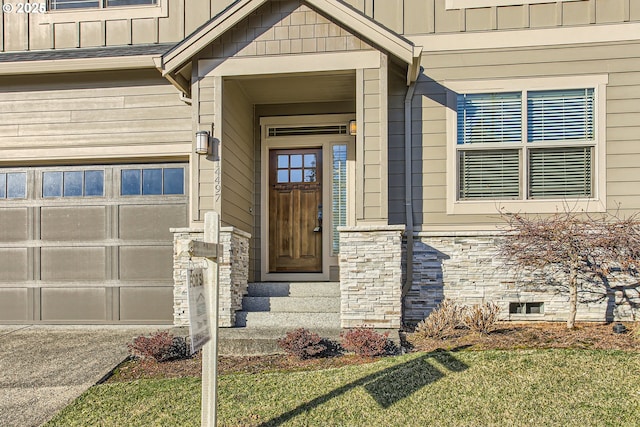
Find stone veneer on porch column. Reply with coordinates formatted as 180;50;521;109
338;225;405;329
172;226;250;327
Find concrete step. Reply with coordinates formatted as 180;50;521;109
218;327;343;356
247;282;340;297
235;311;341;329
242;296;340;313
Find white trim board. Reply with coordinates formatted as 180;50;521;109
198;51;381;78
409;22;640;52
446;0;581;9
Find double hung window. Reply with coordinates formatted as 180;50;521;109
457;88;594;201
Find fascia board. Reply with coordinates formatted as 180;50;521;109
308;0;416;65
162;0;267;75
161;0;418;76
0;55;156;75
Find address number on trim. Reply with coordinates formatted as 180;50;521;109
2;3;47;13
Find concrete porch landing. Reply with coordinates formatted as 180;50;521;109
219;282;342;355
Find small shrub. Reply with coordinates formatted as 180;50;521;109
128;331;188;362
414;299;463;339
462;302;501;334
277;328;327;359
341;327;390;357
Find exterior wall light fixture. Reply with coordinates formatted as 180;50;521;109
348;120;357;136
195;130;210;155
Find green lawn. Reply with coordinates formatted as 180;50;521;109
46;349;640;427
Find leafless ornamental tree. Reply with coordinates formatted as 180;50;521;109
500;210;640;329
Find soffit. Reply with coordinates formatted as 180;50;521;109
231;72;355;104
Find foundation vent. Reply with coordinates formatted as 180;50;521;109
268;125;347;137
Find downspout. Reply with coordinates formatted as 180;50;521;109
402;81;417;297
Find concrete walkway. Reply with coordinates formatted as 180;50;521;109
0;325;167;427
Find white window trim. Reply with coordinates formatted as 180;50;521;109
34;0;167;23
445;74;608;215
259;114;355;283
446;0;582;10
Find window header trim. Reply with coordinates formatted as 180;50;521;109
446;0;582;10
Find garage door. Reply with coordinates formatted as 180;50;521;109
0;163;187;324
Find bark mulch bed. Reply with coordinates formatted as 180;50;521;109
107;321;639;383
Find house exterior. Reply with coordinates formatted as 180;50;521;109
1;0;639;326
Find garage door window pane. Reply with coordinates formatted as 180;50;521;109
0;174;5;199
7;173;26;199
121;170;141;195
43;172;63;198
63;171;83;197
142;169;162;195
84;171;104;196
163;168;184;195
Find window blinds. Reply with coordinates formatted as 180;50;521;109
527;89;594;142
458;150;520;199
457;92;522;145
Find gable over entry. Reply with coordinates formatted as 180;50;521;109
160;0;421;328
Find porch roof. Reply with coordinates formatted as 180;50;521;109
155;0;422;94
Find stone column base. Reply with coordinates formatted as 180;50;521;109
172;226;250;327
338;225;405;329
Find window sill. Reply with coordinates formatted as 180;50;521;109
447;198;607;215
34;1;167;24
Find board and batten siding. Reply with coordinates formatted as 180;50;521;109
1;0;233;52
392;39;640;231
342;0;639;35
0;70;192;163
5;0;639;53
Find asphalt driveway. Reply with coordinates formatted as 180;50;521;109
0;325;166;427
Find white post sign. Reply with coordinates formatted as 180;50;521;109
187;268;211;354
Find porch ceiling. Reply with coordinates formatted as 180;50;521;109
229;72;355;104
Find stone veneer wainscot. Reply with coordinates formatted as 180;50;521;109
172;226;250;327
338;225;405;329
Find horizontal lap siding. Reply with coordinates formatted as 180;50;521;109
410;40;640;230
221;80;254;233
0;70;191;162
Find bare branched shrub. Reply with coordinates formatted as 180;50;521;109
500;209;640;328
462;302;500;335
414;299;463;339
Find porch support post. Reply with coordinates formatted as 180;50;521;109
338;225;405;329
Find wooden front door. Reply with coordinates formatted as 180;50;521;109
269;148;322;273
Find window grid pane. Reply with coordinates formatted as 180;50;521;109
84;171;105;196
63;171;83;197
163;168;184;195
49;0;99;9
121;169;142;195
332;145;348;255
459;150;520;200
0;174;6;199
142;169;162;195
529;147;592;198
528;89;595;142
43;172;63;198
7;173;27;199
457;92;522;144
